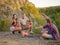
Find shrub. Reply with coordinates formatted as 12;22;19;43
0;20;10;31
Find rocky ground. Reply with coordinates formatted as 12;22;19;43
0;32;60;45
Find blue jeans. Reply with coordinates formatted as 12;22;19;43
48;34;53;39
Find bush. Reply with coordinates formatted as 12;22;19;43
32;18;45;34
0;20;10;31
39;6;60;32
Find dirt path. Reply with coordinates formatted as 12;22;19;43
0;32;60;45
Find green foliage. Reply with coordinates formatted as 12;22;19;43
33;28;41;34
0;0;45;34
20;4;40;19
26;14;45;34
39;6;60;32
0;20;10;31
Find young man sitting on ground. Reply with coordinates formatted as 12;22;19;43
36;19;59;40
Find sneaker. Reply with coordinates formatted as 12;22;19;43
30;31;33;34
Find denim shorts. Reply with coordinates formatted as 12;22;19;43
48;34;53;39
10;26;15;31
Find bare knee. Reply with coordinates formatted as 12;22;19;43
42;33;48;38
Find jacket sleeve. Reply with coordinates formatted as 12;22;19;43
52;24;59;39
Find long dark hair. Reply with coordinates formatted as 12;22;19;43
12;14;18;23
12;14;18;26
12;14;16;19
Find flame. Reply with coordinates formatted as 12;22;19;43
25;32;29;36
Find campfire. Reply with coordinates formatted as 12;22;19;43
25;32;29;36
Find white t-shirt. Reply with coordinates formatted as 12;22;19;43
20;17;28;25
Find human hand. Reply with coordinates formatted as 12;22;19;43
35;26;43;29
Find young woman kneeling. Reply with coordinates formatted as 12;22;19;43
10;14;22;34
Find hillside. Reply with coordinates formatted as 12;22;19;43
0;0;45;33
0;0;44;19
